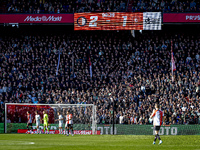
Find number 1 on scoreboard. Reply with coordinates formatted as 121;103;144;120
122;16;127;27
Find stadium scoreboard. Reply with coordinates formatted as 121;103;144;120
74;12;161;31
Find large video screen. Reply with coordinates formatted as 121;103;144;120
74;12;161;30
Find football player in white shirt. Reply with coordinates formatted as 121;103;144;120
56;112;64;134
34;111;42;134
65;110;74;136
150;103;164;145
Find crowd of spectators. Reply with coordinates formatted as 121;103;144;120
5;0;128;13
0;29;200;125
4;0;200;13
130;0;200;12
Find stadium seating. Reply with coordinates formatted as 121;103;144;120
0;27;199;125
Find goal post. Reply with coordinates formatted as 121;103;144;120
5;103;97;135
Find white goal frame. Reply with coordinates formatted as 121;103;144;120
5;103;97;134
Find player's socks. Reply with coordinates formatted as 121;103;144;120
67;129;69;135
66;129;69;136
154;135;157;142
69;129;72;135
27;126;30;133
71;130;74;136
44;128;46;133
70;129;74;135
157;134;161;141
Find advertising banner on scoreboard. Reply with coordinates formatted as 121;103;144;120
17;129;101;135
74;12;161;30
0;14;74;24
163;13;200;23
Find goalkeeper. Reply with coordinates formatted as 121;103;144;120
43;110;49;134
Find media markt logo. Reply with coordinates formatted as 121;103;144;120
24;16;62;22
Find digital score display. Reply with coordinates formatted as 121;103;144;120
74;12;161;31
74;12;143;30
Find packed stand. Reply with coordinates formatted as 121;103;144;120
4;0;200;13
128;0;200;12
0;30;200;125
5;0;128;13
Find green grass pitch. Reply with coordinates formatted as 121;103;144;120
0;134;199;150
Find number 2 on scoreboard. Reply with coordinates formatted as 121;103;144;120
89;16;98;27
122;16;127;26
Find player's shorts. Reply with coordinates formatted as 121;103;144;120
36;122;40;127
154;126;161;131
59;122;63;128
65;124;73;128
44;122;48;127
27;123;32;126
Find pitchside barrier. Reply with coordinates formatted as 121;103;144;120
0;123;199;135
97;124;200;135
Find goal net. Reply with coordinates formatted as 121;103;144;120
5;103;97;135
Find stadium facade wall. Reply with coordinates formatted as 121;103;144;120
1;123;200;135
